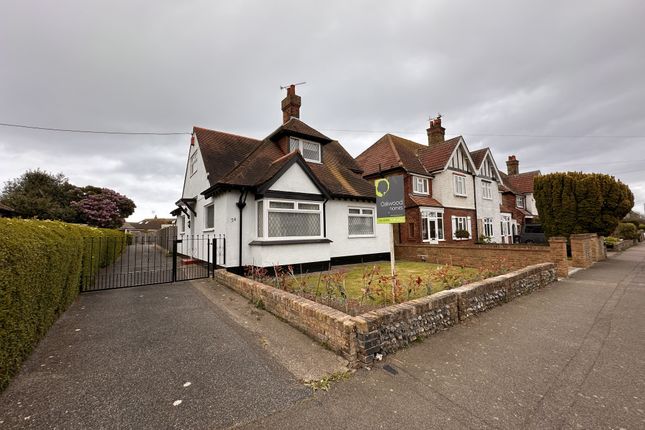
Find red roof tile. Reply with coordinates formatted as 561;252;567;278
504;170;540;194
418;136;463;172
469;148;488;170
197;121;375;200
407;194;443;208
193;127;261;186
355;134;428;177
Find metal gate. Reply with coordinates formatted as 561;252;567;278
80;234;226;292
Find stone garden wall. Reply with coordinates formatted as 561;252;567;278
214;262;559;368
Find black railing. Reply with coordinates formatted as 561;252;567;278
80;233;226;292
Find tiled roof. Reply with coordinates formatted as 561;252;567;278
355;134;428;177
267;117;332;143
407;194;443;208
504;170;540;194
130;218;175;230
193;127;261;186
197;121;375;200
418;136;463;173
469;148;488;170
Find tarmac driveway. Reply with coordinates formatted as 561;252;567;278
0;282;310;429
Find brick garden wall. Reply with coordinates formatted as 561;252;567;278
213;270;358;363
395;242;553;270
215;262;559;368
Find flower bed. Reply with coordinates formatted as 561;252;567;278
244;259;512;316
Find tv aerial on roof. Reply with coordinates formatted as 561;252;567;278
280;81;307;90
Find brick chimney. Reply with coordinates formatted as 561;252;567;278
426;115;445;146
281;84;301;123
506;155;519;175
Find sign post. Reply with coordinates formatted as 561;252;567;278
375;175;405;303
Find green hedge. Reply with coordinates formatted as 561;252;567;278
0;218;126;391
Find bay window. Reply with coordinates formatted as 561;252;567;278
256;199;322;239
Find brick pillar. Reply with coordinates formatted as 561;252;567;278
570;233;593;268
597;236;607;260
549;237;569;278
589;235;599;262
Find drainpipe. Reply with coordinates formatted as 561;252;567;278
472;175;479;241
236;189;248;269
322;198;328;237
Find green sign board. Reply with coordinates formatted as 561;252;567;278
375;175;405;224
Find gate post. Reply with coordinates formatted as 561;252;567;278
212;238;218;276
172;239;178;282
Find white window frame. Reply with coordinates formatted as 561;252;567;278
451;215;472;240
516;195;525;208
190;152;198;176
347;207;375;238
421;209;445;242
482;180;492;200
257;198;323;240
500;215;511;236
412;176;429;195
453;173;467;197
289;137;321;163
204;204;214;230
483;217;494;237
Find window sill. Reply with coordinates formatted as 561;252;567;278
249;238;332;246
203;228;214;232
348;235;376;239
412;192;429;196
454;194;467;198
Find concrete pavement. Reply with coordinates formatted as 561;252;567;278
245;243;645;429
0;282;311;429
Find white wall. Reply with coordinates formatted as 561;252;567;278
269;164;320;194
432;170;476;210
525;193;538;216
474;176;503;243
181;136;210;201
326;200;390;258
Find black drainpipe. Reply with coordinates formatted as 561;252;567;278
236;188;248;269
322;198;328;237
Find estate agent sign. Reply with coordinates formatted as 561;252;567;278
375;175;405;224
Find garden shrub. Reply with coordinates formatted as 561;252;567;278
0;218;126;391
604;236;620;247
616;222;638;240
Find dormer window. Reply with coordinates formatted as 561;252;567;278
289;137;321;163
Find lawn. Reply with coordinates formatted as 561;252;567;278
245;260;502;316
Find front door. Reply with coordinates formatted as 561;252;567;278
421;210;443;244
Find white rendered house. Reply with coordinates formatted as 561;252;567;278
172;86;389;272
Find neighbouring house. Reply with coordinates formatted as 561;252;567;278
122;216;175;233
0;202;17;218
469;147;505;243
356;116;478;245
173;85;389;272
500;155;540;239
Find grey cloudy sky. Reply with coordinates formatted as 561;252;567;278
1;0;644;220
